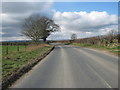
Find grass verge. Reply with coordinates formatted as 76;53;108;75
71;43;120;56
2;44;54;89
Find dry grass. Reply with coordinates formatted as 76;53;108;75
26;44;51;52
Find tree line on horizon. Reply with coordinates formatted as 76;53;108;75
69;30;119;47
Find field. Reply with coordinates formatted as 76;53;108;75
2;45;26;56
2;44;52;79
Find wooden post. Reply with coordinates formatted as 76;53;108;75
6;43;8;55
17;43;19;51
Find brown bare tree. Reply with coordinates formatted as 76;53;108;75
22;15;60;43
71;33;77;40
107;30;116;43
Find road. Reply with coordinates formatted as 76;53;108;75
11;44;118;88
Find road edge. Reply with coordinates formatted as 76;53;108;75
2;46;55;90
70;44;119;58
83;47;119;58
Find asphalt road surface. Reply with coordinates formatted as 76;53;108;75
11;44;118;88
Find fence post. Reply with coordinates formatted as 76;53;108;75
6;43;8;55
25;44;26;51
17;42;19;51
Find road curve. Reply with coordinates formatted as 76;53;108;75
11;44;118;88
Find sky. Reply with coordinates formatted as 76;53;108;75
1;1;118;41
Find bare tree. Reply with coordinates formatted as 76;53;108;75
70;33;77;43
22;15;60;43
71;33;77;41
107;29;116;43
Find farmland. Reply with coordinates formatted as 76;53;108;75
2;45;26;56
2;44;52;80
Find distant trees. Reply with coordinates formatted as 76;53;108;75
106;30;117;43
71;33;77;41
70;33;77;43
22;15;60;43
70;29;118;48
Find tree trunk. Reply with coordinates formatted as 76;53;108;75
43;38;46;42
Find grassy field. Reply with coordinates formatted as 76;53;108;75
2;45;26;56
2;44;52;79
71;43;120;56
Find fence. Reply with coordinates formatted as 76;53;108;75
2;42;28;55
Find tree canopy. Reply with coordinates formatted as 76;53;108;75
22;15;60;43
71;33;77;41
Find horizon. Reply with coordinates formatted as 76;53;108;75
1;1;118;41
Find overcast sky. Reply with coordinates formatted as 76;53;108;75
1;1;118;41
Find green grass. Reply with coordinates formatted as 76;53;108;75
71;43;91;47
2;45;26;56
71;43;120;56
2;45;52;79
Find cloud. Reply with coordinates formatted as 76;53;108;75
2;0;119;2
2;36;30;41
0;32;5;35
53;11;117;32
1;2;118;41
1;2;53;41
2;2;53;14
48;10;118;40
3;0;53;2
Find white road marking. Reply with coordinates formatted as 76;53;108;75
73;48;118;74
86;64;112;89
